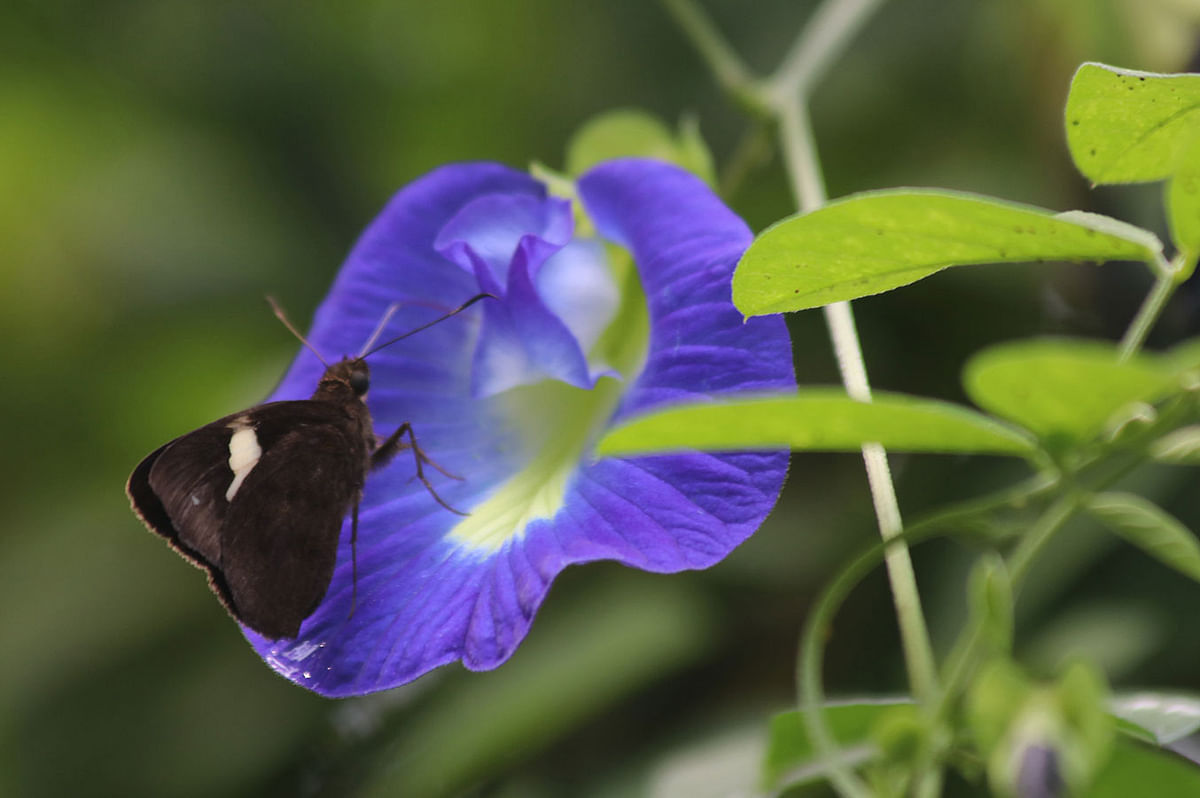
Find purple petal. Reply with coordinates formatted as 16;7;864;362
434;193;573;287
248;159;793;696
432;190;608;395
469;238;604;396
536;238;619;354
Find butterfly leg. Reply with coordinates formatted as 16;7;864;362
373;423;467;515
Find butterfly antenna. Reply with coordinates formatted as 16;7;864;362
357;302;403;358
362;293;494;358
266;296;329;367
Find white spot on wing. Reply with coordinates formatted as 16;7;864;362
225;420;262;501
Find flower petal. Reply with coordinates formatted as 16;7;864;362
434;193;573;285
249;160;793;696
536;238;620;355
469;239;606;397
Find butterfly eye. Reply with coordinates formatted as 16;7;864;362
349;370;369;395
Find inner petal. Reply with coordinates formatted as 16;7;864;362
535;238;619;355
469;242;600;397
434;193;573;287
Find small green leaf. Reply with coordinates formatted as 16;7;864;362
966;660;1034;755
1151;426;1200;464
733;190;1159;316
1167;135;1200;257
969;554;1014;654
1086;492;1200;583
1058;661;1118;765
763;701;909;789
1110;693;1200;745
565;108;715;185
963;339;1175;445
1065;62;1200;184
594;391;1036;458
1087;739;1200;796
1113;716;1158;745
870;704;930;765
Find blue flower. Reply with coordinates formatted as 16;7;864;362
250;159;794;696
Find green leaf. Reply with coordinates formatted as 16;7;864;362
1086;492;1200;583
1086;739;1200;797
1151;426;1200;464
1113;716;1158;745
763;701;909;789
968;554;1014;654
1066;62;1200;185
1167;135;1200;257
966;660;1033;755
1111;692;1200;746
1058;661;1119;767
565;108;716;185
963;338;1175;445
1166;336;1200;374
733;189;1159;316
594;391;1036;458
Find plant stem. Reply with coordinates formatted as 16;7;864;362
775;20;938;710
769;0;888;99
1006;492;1081;585
778;100;826;212
658;0;769;115
1118;264;1179;362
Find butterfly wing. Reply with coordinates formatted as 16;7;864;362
127;401;369;639
127;421;235;576
217;406;367;638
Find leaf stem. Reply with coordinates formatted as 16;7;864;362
1118;254;1188;362
1007;492;1081;585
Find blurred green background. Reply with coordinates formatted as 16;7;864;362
4;1;1200;796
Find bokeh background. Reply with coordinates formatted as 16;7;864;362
4;1;1200;795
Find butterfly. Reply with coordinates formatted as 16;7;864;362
126;294;488;639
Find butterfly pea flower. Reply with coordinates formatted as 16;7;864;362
253;159;794;696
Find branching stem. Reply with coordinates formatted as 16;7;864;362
1119;252;1191;361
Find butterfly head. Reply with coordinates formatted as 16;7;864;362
318;357;371;402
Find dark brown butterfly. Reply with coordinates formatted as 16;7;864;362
126;295;488;639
